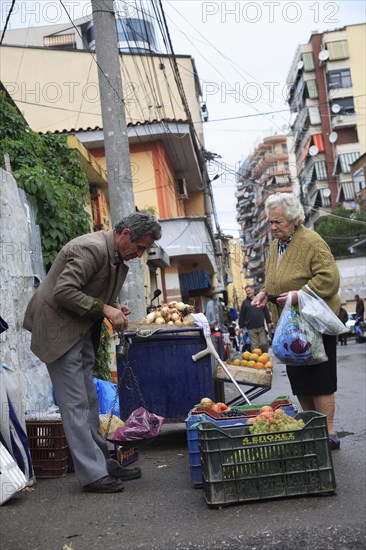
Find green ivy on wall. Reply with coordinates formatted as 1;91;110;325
0;91;111;380
0;91;90;270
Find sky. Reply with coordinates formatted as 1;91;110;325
1;0;365;235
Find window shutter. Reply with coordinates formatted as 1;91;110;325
302;52;315;71
327;40;349;60
306;80;318;99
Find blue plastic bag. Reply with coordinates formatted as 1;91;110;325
272;292;327;366
93;378;120;417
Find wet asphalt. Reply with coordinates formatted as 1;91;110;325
1;336;365;550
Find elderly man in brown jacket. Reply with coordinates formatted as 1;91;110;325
24;211;162;493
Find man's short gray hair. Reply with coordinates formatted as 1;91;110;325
115;211;162;242
265;192;305;225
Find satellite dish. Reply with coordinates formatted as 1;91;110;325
297;60;304;70
331;103;341;114
243;191;249;198
309;145;319;156
329;131;338;143
323;188;331;198
318;50;329;61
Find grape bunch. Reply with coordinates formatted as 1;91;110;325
249;409;305;434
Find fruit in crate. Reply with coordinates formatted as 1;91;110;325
234;348;272;369
200;397;213;407
248;409;305;434
198;398;229;412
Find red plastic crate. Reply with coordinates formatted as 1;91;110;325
26;420;68;478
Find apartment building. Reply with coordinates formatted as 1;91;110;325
286;23;366;227
236;135;295;288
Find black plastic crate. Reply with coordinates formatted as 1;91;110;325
198;411;336;507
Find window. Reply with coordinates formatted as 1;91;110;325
326;40;349;60
353;168;365;193
328;69;352;89
281;143;287;154
330;97;355;115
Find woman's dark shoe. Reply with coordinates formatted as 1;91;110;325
328;434;340;451
108;464;142;480
84;475;125;493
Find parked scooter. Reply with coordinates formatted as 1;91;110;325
210;322;230;360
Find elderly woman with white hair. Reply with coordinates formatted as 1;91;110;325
252;192;341;450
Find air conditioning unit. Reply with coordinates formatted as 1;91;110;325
177;178;188;199
335;115;343;123
215;239;223;256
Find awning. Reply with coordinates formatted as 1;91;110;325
314;160;327;180
319;188;331;207
334;152;360;175
337;182;355;201
179;270;211;292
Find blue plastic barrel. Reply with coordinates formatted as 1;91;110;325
117;328;216;421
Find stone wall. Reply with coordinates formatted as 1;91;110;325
0;168;53;413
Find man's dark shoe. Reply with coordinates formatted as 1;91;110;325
84;475;125;493
109;464;142;480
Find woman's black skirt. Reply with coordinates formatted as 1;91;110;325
286;334;337;396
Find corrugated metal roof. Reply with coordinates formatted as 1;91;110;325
43;119;188;135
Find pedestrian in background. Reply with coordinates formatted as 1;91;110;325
239;285;272;353
205;288;225;328
24;211;162;493
354;294;365;338
337;305;349;346
252;192;341;450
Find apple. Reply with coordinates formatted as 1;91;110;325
200;397;214;407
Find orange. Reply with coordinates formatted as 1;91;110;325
255;362;264;368
265;361;273;368
261;353;270;362
253;348;262;356
233;359;241;366
257;355;267;364
240;359;248;366
247;360;256;368
242;351;251;360
249;353;259;362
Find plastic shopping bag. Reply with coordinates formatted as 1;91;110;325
113;407;164;441
272;292;328;366
298;285;348;336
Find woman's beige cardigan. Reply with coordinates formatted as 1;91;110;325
262;225;341;326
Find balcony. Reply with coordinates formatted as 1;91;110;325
158;216;216;272
331;113;357;129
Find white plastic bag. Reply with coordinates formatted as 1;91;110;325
299;285;347;336
272;292;328;366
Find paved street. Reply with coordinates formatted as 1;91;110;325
1;337;365;550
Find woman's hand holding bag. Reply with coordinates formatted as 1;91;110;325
298;285;348;336
272;292;328;366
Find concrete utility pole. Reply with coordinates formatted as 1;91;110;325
91;0;146;320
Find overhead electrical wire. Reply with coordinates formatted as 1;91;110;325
0;0;16;46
